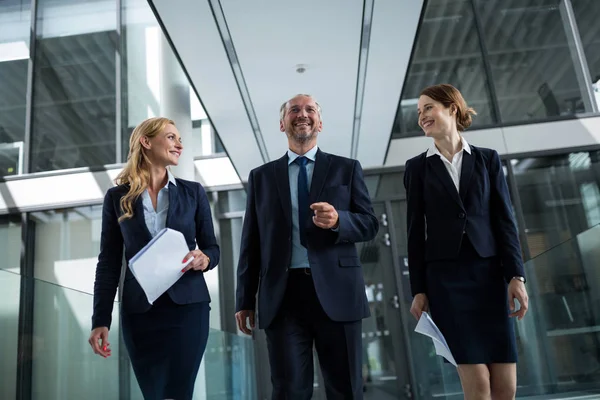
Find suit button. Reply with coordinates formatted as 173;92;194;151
458;212;466;219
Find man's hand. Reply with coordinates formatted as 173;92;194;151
235;310;255;335
310;202;339;229
508;279;528;320
181;249;210;272
410;293;429;320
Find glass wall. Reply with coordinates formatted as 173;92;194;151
511;150;600;258
31;0;118;172
395;0;600;137
0;0;31;176
29;206;122;399
0;0;222;176
395;0;496;134
0;214;22;400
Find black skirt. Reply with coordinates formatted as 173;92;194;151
426;235;517;365
121;293;210;400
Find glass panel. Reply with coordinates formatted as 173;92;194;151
511;150;600;258
476;0;590;122
365;172;406;199
516;223;600;397
0;269;20;400
31;0;117;172
0;215;22;273
571;0;600;110
31;274;122;399
203;329;258;399
217;190;247;214
30;206;103;292
0;0;31;176
395;0;496;137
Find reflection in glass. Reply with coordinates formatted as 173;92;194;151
511;150;600;258
571;0;600;109
31;274;121;399
0;0;31;176
476;0;589;121
31;0;117;172
395;0;496;136
517;224;600;397
0;269;21;400
121;0;216;161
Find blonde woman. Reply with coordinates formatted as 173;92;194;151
88;117;219;400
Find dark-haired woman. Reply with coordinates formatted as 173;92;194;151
404;84;529;400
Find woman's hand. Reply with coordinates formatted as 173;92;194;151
508;279;528;320
88;327;111;358
181;249;210;272
410;293;429;320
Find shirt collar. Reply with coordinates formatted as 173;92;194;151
288;145;318;165
166;169;177;187
426;136;471;158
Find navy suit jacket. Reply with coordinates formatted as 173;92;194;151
92;178;220;329
235;149;379;329
403;145;524;297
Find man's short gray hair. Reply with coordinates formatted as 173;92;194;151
279;94;322;120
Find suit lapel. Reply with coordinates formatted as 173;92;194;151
459;150;475;203
274;154;292;231
308;149;331;205
428;155;462;207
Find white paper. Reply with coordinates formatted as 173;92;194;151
414;312;457;366
129;228;193;304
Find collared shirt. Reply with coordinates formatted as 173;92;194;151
426;136;471;192
141;170;177;238
287;145;318;269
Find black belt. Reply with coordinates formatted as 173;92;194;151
288;268;311;275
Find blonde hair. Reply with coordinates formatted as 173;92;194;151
279;94;322;120
420;84;477;131
115;117;175;222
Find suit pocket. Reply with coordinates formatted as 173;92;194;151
339;256;360;268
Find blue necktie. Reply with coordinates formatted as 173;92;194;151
296;156;309;247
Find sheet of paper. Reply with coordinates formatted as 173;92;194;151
129;228;193;304
414;312;457;366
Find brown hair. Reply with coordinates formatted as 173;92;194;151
420;84;477;131
115;117;175;222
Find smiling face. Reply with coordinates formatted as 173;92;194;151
280;95;323;145
417;95;457;139
141;123;183;167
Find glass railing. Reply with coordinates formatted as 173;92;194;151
0;269;257;400
419;224;600;399
515;223;600;398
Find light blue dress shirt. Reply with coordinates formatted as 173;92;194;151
141;170;177;238
287;146;318;269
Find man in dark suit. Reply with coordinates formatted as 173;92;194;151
235;94;379;399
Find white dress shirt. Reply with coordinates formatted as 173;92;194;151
426;136;471;192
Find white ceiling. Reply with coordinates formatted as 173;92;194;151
150;0;424;182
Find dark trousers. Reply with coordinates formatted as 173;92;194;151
122;294;210;400
264;268;363;400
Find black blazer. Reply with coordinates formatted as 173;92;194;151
92;178;220;329
403;145;524;297
235;149;379;329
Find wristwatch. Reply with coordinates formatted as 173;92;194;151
511;276;526;283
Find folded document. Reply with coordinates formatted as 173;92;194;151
414;312;457;366
129;228;194;304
